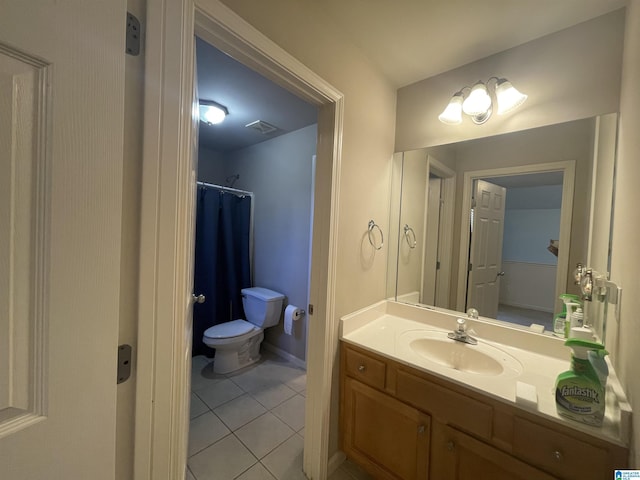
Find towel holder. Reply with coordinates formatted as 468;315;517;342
404;224;417;249
368;220;384;250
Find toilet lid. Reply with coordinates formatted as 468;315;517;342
203;320;254;339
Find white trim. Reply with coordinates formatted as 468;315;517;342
426;156;456;309
455;161;575;315
135;1;344;479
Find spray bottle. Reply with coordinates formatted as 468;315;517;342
555;338;609;426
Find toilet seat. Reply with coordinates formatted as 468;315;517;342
204;319;255;339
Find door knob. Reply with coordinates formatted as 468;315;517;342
192;294;205;304
496;271;505;280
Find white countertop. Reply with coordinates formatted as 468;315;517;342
340;300;631;447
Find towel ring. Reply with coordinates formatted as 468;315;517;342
404;224;417;249
368;220;384;250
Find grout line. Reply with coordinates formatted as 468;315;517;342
187;431;234;459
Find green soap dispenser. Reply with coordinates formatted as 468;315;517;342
555;338;609;427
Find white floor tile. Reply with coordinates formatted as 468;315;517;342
258;360;306;386
340;459;373;479
284;373;307;393
188;411;230;457
270;394;305;432
235;462;277;480
235;412;295;459
214;393;267;431
250;383;297;410
192;357;226;391
228;365;278;393
191;392;209;419
327;468;353;480
197;378;244;410
261;434;306;480
188;435;257;480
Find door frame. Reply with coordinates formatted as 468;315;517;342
425;155;456;309
135;1;344;479
455;160;575;315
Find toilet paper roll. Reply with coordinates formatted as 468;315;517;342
284;304;303;336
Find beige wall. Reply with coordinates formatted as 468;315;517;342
218;0;397;460
610;0;640;467
395;150;428;299
395;9;625;151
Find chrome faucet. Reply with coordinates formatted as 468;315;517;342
448;318;478;345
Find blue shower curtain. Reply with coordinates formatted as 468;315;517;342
192;187;252;356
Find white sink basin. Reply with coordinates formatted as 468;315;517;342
399;330;523;377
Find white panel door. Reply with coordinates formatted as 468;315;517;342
467;180;506;318
0;1;125;479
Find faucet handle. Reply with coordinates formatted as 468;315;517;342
456;318;466;332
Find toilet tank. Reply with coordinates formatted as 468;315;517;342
241;287;285;328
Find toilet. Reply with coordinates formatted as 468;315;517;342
203;287;285;374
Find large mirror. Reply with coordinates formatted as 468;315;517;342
387;114;618;341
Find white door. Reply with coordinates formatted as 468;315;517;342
467;180;506;318
0;2;125;478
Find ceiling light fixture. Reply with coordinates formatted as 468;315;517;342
199;100;228;125
438;77;527;125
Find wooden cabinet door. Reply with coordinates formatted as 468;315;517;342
431;422;557;480
343;377;431;480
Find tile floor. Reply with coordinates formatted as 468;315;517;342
188;351;371;480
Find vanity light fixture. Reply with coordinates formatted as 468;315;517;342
199;100;228;125
438;77;527;125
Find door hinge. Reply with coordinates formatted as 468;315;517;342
126;12;141;56
308;304;314;315
436;261;441;270
468;263;473;272
117;344;132;384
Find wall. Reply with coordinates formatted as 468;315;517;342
609;0;640;467
500;186;561;312
198;125;317;362
217;0;398;457
197;146;227;181
395;149;428;299
502;185;562;265
395;9;625;151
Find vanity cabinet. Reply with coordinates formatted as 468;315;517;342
342;377;430;480
340;342;628;480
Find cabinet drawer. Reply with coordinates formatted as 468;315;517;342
512;417;608;480
396;369;493;440
345;347;386;390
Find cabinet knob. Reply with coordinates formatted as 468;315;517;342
417;425;425;434
446;441;455;451
552;450;563;461
358;365;366;372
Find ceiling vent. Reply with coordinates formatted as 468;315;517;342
245;120;279;135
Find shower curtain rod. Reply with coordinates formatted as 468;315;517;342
196;181;253;197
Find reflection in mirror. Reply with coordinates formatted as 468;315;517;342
388;114;618;342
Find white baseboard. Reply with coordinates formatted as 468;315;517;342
328;451;347;476
261;342;307;370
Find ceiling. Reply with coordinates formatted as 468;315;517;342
316;0;626;88
196;37;318;152
196;1;626;151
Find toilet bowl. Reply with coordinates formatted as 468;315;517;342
203;287;284;374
